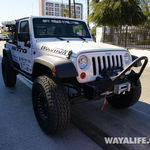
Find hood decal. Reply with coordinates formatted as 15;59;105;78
36;41;127;58
41;45;72;58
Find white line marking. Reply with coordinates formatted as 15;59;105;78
131;107;150;117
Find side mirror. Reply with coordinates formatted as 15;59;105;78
18;32;29;41
18;32;30;48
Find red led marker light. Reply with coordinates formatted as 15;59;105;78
52;69;56;74
80;72;86;79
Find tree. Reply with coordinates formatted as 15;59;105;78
90;0;147;27
69;0;71;18
73;0;76;18
140;0;150;24
61;8;69;17
87;0;90;27
61;8;77;18
90;25;97;35
90;0;147;44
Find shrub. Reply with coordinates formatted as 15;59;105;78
135;40;150;45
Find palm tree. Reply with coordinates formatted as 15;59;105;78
69;0;71;18
61;8;69;17
87;0;89;27
73;0;76;18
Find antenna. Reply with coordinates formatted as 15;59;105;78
32;3;33;15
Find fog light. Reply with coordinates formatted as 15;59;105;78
80;72;86;79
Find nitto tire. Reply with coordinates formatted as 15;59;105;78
107;80;141;109
32;75;70;135
1;57;17;87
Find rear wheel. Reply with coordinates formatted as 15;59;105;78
107;80;141;109
1;57;17;87
32;75;70;135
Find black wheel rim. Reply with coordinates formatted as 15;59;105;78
37;92;48;121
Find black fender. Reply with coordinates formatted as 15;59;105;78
33;55;78;78
132;55;142;67
3;48;14;67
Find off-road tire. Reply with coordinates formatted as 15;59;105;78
32;75;70;135
107;79;141;109
1;57;17;87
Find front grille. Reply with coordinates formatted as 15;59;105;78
92;55;123;75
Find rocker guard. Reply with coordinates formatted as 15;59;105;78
84;56;148;100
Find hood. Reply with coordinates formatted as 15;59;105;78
35;40;128;58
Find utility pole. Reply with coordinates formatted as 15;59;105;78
32;3;33;15
73;0;76;18
87;0;89;27
69;0;71;18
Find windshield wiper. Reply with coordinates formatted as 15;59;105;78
55;37;65;41
76;36;86;41
55;36;86;41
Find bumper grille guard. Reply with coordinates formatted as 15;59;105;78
102;56;148;93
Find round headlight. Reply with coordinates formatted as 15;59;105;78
78;55;88;69
124;53;130;64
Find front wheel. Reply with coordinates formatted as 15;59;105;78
32;75;70;135
107;80;141;109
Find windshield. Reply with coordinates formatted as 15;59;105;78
33;18;91;38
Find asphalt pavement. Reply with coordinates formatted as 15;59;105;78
0;41;150;150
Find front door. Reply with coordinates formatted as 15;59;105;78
17;19;32;74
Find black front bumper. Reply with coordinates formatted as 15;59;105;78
83;56;148;100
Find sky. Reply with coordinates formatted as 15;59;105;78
0;0;89;26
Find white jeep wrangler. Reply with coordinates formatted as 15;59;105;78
1;16;148;135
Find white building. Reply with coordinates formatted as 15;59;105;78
39;0;83;19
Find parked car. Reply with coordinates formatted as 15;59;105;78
0;34;9;41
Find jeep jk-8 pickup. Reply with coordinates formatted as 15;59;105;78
1;16;148;135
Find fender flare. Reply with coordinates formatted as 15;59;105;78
33;55;78;78
3;48;14;67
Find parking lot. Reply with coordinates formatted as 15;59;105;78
0;41;150;150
